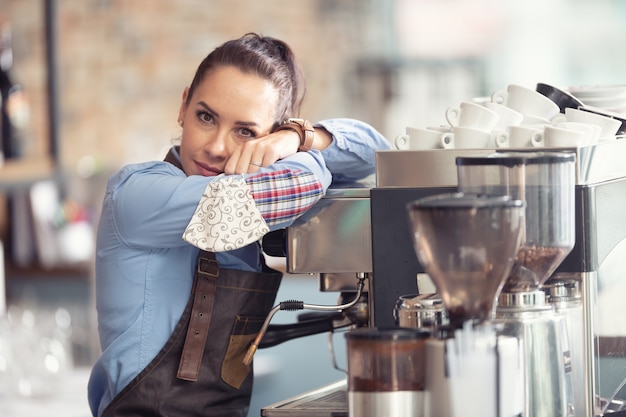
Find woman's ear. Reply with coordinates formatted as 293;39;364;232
178;87;190;125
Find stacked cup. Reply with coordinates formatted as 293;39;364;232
489;84;559;148
393;83;624;151
552;108;622;141
394;126;450;151
491;84;561;125
440;102;500;149
491;84;621;148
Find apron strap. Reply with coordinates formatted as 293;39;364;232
164;146;183;170
164;147;219;381
177;251;220;381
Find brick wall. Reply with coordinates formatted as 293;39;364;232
1;0;385;171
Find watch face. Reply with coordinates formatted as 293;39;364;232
287;118;313;132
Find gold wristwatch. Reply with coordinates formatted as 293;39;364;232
274;118;315;151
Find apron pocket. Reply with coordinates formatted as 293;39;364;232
221;315;265;389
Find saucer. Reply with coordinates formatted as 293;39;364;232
568;84;626;99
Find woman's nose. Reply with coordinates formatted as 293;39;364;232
204;129;230;157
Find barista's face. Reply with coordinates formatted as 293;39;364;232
177;65;279;176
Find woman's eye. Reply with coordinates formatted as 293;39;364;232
196;110;214;124
238;128;256;139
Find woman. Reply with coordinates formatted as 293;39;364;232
88;33;390;417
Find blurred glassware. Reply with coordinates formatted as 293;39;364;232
0;305;73;398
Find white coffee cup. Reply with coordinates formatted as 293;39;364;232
441;126;492;149
552;121;601;145
555;107;622;139
521;114;552;126
445;101;500;132
491;130;510;148
497;125;545;148
543;125;589;147
426;125;451;133
484;102;524;129
491;84;561;121
394;127;444;150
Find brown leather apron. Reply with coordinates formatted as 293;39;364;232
101;149;282;416
101;250;282;417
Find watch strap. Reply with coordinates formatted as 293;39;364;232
274;118;315;151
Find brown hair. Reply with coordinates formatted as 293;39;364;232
186;33;305;124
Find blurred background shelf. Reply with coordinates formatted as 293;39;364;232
0;157;59;191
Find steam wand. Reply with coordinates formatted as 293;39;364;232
243;272;368;366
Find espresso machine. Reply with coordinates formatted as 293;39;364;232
370;142;626;416
261;140;626;417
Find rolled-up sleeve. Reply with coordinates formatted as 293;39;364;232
315;118;392;183
110;153;329;249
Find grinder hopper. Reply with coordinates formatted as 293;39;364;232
456;152;576;292
406;193;525;328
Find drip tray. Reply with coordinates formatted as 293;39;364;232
261;379;347;417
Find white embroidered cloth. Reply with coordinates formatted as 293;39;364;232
182;176;269;252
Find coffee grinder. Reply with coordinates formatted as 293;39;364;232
405;192;526;417
456;152;577;417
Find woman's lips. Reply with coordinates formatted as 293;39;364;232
194;161;221;176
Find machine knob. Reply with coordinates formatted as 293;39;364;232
261;229;287;257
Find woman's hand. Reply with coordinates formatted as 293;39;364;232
223;128;301;174
223;126;332;175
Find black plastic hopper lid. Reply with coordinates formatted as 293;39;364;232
407;192;525;210
456;151;575;167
